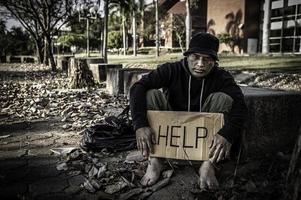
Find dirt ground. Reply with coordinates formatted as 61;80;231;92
0;63;298;200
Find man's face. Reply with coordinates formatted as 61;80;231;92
187;53;215;78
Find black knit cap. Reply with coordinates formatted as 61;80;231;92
183;32;219;61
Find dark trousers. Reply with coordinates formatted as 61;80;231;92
146;89;233;114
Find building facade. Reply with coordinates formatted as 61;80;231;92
163;0;301;54
266;0;301;53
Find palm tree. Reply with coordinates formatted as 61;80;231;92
109;0;139;56
155;0;159;57
103;0;109;62
137;0;147;47
225;9;243;53
109;0;129;55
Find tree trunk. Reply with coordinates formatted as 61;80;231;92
155;0;159;57
43;38;49;66
132;11;137;56
68;58;95;89
176;32;184;53
122;10;127;55
34;38;43;63
46;36;56;71
286;127;301;200
185;0;191;50
139;7;145;47
102;0;108;63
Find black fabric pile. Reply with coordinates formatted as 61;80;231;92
81;106;136;152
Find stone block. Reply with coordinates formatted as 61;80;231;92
106;68;123;96
89;64;122;83
123;69;151;97
85;57;105;65
242;87;301;156
6;56;11;63
0;56;6;63
106;68;149;96
10;56;22;63
23;57;35;63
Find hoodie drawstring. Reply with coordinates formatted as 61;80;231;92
188;75;191;112
200;78;205;112
187;77;205;112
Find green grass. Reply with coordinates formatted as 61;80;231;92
107;53;301;71
108;53;183;68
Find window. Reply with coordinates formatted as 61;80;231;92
283;27;295;36
282;38;294;52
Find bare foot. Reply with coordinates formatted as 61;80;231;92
140;157;164;186
199;161;219;190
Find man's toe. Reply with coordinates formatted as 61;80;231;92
140;176;149;186
199;177;207;190
207;179;219;189
147;178;156;186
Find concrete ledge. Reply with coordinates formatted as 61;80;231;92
85;57;104;65
242;87;301;156
4;56;37;63
106;68;149;96
89;64;122;83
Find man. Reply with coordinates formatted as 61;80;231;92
129;32;247;189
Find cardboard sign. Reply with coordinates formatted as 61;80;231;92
147;111;224;161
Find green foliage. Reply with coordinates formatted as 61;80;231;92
0;19;34;56
8;27;33;55
57;34;86;47
108;31;122;49
217;33;233;45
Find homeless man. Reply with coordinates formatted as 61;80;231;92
129;32;248;189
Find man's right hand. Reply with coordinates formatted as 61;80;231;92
136;127;156;157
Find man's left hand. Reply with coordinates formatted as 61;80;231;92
208;134;231;163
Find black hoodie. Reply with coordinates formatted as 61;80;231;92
129;58;248;144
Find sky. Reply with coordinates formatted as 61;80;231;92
6;18;21;30
0;6;22;30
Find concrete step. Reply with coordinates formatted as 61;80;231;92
242;86;301;156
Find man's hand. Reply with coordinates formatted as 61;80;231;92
136;127;156;157
208;134;231;163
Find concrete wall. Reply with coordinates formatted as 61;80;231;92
244;0;261;53
207;0;245;53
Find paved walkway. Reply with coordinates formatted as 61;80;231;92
0;119;115;200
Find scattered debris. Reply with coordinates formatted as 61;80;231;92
105;180;128;194
0;63;129;130
0;135;11;139
56;162;68;171
97;164;107;179
90;178;102;190
50;147;78;156
83;178;96;193
88;166;99;178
